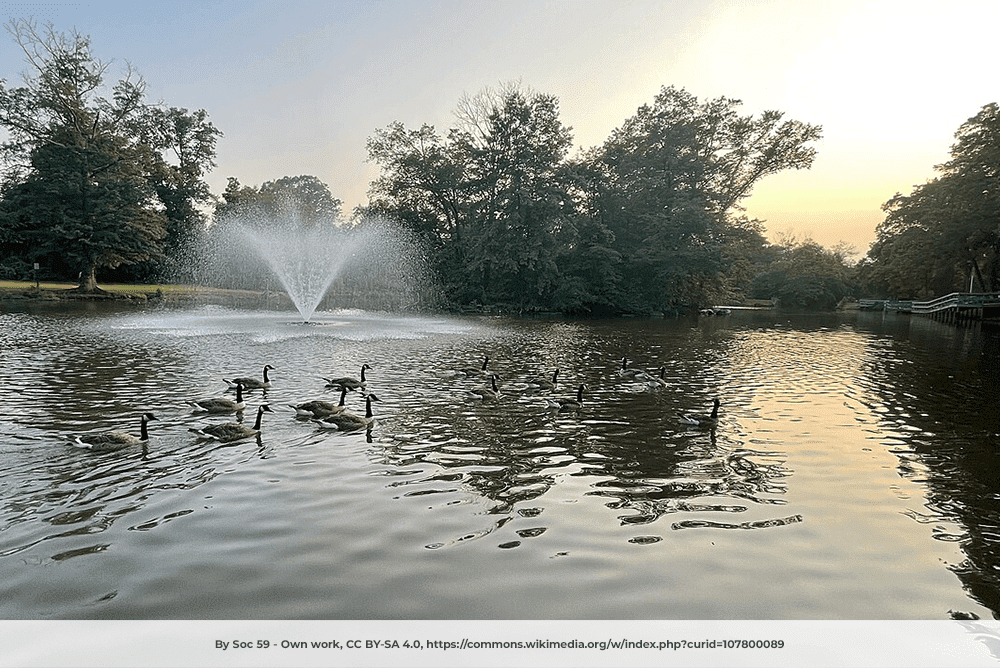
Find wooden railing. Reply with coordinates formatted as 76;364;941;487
857;293;1000;321
911;292;1000;314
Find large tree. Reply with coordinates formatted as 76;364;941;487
138;106;222;281
750;236;856;309
864;103;1000;298
214;174;343;227
451;83;575;307
589;86;822;310
367;83;576;309
0;19;220;288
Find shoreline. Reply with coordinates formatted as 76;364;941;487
0;281;293;307
0;281;779;316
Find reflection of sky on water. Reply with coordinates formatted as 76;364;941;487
1;306;999;620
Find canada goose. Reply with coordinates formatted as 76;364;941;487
547;384;586;412
190;404;273;442
290;386;350;417
679;398;721;428
527;368;559;390
323;364;371;390
317;393;380;431
188;383;246;413
459;355;491;376
468;373;501;401
74;413;157;451
618;357;643;379
224;364;273;390
635;366;668;389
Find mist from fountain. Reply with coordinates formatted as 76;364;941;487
197;211;438;321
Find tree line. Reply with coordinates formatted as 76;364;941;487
858;103;1000;299
3;22;991;312
0;20;220;291
360;82;830;313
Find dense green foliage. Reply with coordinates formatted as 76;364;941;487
214;174;343;227
365;83;823;313
0;23;869;312
0;20;220;289
860;103;1000;298
750;238;857;309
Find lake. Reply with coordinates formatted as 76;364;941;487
1;301;998;620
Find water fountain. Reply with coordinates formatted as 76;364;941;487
196;211;437;321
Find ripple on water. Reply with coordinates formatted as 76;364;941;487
0;307;997;619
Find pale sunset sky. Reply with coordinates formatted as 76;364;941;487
1;0;996;255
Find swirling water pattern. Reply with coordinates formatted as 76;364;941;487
0;302;998;619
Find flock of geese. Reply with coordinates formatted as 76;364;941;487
72;356;721;452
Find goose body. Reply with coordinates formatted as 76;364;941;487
527;368;559;391
224;364;273;390
188;383;246;413
290;386;350;417
634;366;668;389
190;405;272;442
459;355;491;376
618;357;643;379
75;413;157;451
323;364;371;391
468;374;501;401
317;393;380;431
547;384;586;412
679;398;721;428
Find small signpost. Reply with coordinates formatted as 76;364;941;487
33;262;39;289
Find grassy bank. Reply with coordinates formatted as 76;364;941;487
0;281;286;306
1;280;192;295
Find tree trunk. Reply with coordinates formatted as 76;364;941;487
971;258;988;293
75;265;106;294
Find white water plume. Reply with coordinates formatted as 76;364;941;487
197;213;438;321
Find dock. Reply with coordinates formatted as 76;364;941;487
859;293;1000;323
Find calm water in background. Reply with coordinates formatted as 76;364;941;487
1;301;1000;620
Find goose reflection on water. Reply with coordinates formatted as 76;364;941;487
7;304;993;620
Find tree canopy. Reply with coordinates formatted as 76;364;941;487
365;83;822;313
0;19;220;288
0;19;842;313
214;174;343;228
861;103;1000;298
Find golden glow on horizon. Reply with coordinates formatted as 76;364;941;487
1;1;995;256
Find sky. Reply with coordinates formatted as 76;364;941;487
0;0;997;255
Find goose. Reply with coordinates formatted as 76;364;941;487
679;398;721;428
467;373;501;401
634;366;668;389
323;364;371;391
290;386;351;417
74;413;157;451
526;368;559;391
547;384;586;412
617;357;644;379
458;355;491;376
190;404;273;442
188;383;246;413
224;364;273;390
316;393;380;431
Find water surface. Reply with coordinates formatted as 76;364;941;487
1;302;998;620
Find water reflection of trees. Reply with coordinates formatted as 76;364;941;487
858;314;1000;618
370;387;794;535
